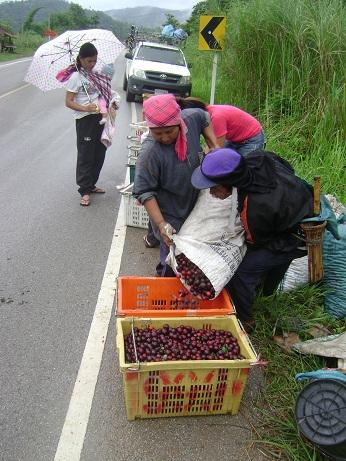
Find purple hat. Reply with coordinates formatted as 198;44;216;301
191;148;242;189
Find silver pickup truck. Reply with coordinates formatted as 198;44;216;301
123;41;192;102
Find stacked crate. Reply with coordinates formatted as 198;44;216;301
122;121;150;229
127;121;147;169
116;277;257;420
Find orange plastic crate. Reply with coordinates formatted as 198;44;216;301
116;276;234;317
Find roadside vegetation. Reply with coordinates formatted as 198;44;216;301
184;0;345;459
0;1;128;62
0;4;97;61
0;31;44;62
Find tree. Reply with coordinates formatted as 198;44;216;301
163;13;180;29
50;3;99;32
68;3;96;29
50;11;70;32
184;1;209;34
89;11;99;28
22;7;44;32
0;20;13;33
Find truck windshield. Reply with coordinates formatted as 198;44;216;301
136;46;185;66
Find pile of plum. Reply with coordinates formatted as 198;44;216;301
175;253;215;299
124;324;243;363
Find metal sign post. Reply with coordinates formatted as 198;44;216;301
210;53;218;104
198;15;226;104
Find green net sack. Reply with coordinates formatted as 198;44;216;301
323;214;346;319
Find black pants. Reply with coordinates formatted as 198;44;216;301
76;114;106;196
156;241;176;277
226;247;306;321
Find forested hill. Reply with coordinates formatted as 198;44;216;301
106;6;192;29
0;0;66;31
0;0;129;40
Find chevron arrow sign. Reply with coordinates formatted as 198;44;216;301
199;15;226;51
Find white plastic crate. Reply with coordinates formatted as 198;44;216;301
127;145;141;166
127;121;148;146
127;138;142;150
121;184;150;229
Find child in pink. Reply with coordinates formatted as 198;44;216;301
97;63;115;125
97;96;107;124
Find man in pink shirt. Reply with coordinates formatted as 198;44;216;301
176;97;265;156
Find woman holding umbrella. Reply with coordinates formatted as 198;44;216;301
64;42;112;206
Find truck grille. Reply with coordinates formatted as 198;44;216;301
145;71;181;84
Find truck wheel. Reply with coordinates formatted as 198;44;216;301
123;74;127;91
126;88;135;102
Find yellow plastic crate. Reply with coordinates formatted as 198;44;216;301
116;316;257;420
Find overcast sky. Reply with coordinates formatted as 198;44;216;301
74;0;198;11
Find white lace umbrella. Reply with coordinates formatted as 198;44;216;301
25;29;124;91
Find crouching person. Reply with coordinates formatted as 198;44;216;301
191;148;314;328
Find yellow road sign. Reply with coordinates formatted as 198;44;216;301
199;15;226;51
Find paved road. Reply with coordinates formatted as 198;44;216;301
0;55;264;461
0;55;131;461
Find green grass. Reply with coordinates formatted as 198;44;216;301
0;31;44;62
0;50;32;62
184;0;346;202
184;0;346;459
251;287;345;460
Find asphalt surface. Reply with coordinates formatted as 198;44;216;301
0;53;264;461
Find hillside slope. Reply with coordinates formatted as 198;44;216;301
106;6;192;29
0;0;128;40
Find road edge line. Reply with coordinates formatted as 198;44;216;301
54;195;127;460
54;99;137;461
0;83;31;100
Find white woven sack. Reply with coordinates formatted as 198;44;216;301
167;189;246;298
279;255;309;292
279;195;345;293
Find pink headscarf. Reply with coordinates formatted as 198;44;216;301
143;94;187;161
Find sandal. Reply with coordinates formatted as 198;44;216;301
80;195;90;206
91;187;105;194
143;234;159;248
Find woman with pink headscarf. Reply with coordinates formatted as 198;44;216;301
133;93;219;276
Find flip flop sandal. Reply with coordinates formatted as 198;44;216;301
143;235;159;248
91;187;106;194
80;196;90;206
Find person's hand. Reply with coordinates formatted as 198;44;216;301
85;103;99;113
158;221;176;246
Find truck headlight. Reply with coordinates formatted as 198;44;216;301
180;76;191;84
132;69;146;79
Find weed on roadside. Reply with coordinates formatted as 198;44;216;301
251;286;345;460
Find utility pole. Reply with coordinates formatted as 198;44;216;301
48;14;51;40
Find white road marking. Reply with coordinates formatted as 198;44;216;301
54;199;127;461
54;104;137;461
131;99;137;122
0;83;31;100
0;58;32;68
